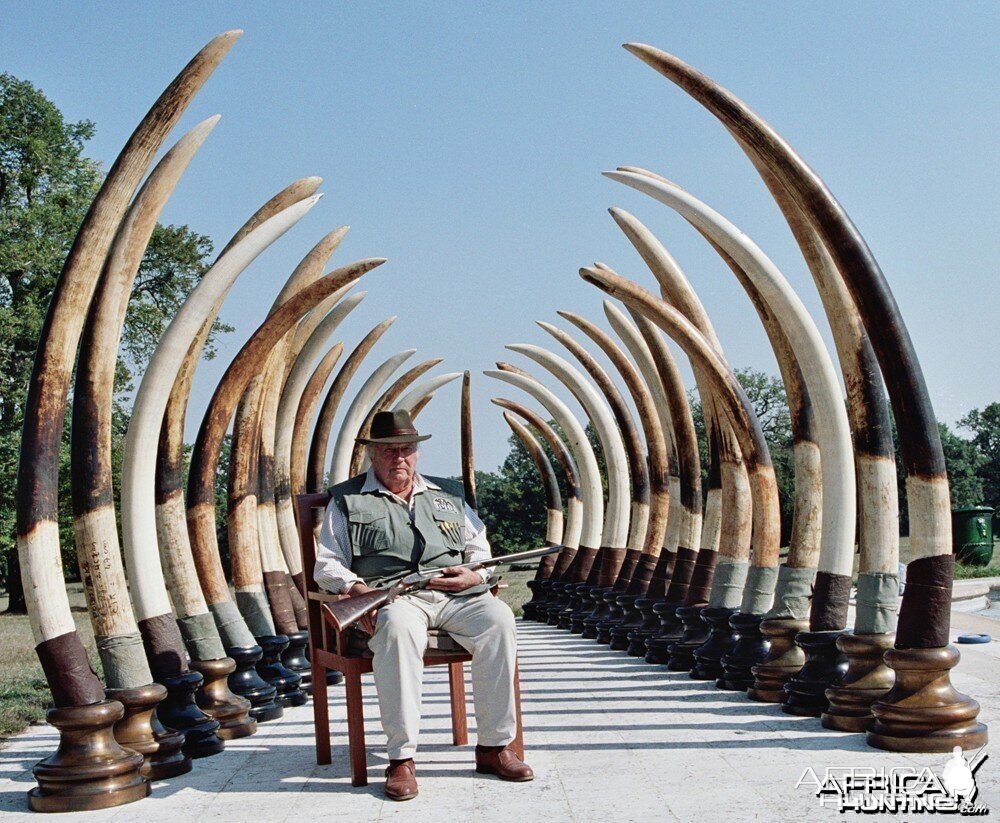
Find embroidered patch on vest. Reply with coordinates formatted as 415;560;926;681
432;496;459;514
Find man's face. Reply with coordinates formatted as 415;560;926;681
369;443;418;493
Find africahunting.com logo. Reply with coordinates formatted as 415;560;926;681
796;747;989;815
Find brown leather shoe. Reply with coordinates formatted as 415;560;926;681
385;758;418;801
475;745;534;781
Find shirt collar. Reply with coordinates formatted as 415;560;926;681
362;467;440;499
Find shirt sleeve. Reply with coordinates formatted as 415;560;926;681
463;503;492;583
314;498;363;594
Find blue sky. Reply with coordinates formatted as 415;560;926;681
6;2;998;475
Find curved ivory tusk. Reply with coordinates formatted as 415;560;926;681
122;197;324;669
153;180;322;665
15;29;240;707
274;296;365;583
611;204;820;616
409;392;435;420
623;48;901;637
307;318;395;493
392;372;463;412
502;412;564;546
558;309;671;593
607;170;856;627
506;343;630;553
461;372;478;514
485;367;603;578
348;358;443;477
620;44;916;606
329;350;417;484
292;346;344;496
70;117;219;691
491;397;583;554
601;302;681;545
536;322;647;587
231;234;356;637
627;307;723;604
582;266;782;615
185;259;386;649
605;212;743;605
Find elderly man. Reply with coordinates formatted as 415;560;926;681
314;409;533;801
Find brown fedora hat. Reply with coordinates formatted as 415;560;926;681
357;409;432;445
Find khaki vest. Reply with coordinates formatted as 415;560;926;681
330;473;467;587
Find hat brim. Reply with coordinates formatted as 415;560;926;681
356;433;432;445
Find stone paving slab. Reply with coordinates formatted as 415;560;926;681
1;613;998;822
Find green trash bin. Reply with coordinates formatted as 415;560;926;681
952;506;995;566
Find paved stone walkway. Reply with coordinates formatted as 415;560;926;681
2;613;998;821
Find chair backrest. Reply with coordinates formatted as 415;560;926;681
295;491;333;598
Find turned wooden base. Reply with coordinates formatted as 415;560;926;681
521;579;547;621
226;645;283;722
690;607;738;680
569;585;600;634
626;597;662;657
157;669;225;758
609;595;642;651
718;613;768;691
667;606;709;672
282;630;312;688
28;700;149;813
106;684;191;780
782;630;847;717
580;587;612;639
644;601;684;665
190;658;256;740
595;591;626;645
867;645;988;753
822;632;895;733
256;635;307;708
748;618;808;703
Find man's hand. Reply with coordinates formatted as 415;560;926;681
347;582;378;634
426;565;483;593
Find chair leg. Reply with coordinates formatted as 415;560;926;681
511;659;524;760
312;657;331;766
449;661;468;746
345;663;368;787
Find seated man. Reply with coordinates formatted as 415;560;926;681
314;409;533;801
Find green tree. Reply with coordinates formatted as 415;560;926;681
1;73;225;611
959;403;1000;515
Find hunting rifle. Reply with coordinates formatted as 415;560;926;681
324;544;563;631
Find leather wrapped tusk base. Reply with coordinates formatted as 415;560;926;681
106;684;191;780
155;669;225;758
689;607;739;680
225;645;283;722
189;657;256;740
781;630;848;717
867;645;988;753
27;700;149;813
747;618;809;702
717;613;769;691
821;631;895;732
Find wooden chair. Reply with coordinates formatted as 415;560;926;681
295;491;524;787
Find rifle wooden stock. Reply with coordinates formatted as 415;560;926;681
324;588;395;632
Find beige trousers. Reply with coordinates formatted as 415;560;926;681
368;589;518;760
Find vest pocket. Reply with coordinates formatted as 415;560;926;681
431;510;465;550
347;511;388;556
